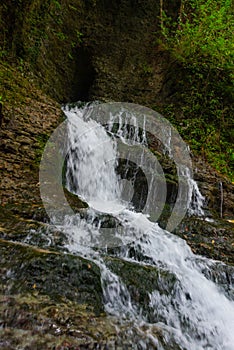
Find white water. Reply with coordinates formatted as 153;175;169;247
65;110;123;213
185;167;205;217
59;104;234;349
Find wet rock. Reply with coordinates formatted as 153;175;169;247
193;157;234;220
64;187;89;211
104;256;177;322
0;290;175;350
199;260;234;300
174;217;234;265
0;293;119;350
0;240;103;315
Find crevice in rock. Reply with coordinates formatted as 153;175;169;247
70;47;96;102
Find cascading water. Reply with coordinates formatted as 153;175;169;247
183;166;205;217
65;109;123;213
48;103;233;349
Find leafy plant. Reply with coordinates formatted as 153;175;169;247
158;0;234;180
161;0;234;71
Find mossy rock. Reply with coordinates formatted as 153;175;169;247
104;256;177;322
0;239;103;315
174;217;234;265
0;292;119;350
63;187;88;210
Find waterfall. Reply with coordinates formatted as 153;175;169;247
182;166;205;217
65;107;123;214
50;103;233;349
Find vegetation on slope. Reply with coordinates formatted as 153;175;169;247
158;0;234;180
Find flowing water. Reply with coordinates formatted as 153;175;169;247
41;103;234;349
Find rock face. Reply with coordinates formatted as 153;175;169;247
193;157;234;220
0;87;61;205
0;1;184;104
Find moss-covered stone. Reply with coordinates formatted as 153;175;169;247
0;292;118;350
0;239;103;314
174;216;234;265
63;187;88;210
104;256;177;322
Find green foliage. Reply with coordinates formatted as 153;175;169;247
76;30;83;44
157;80;234;180
54;31;67;41
51;0;62;10
162;0;234;71
159;0;234;180
142;63;153;75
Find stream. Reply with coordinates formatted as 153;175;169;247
37;102;234;349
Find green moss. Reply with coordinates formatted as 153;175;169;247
155;92;234;182
34;133;50;165
157;0;234;181
104;256;177;320
0;239;103;314
0;63;30;105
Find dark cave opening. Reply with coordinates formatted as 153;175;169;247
70;47;96;102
